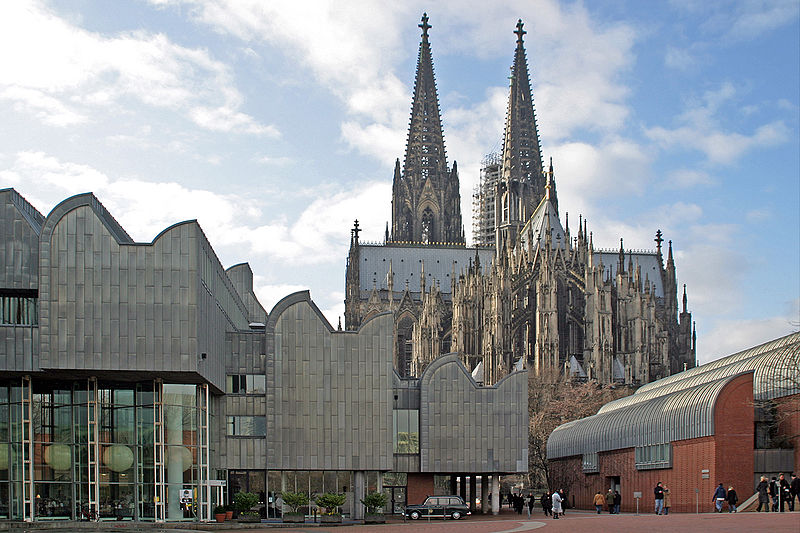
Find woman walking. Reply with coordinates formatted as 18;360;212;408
551;490;563;519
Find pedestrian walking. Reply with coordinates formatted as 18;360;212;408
613;490;621;514
653;481;664;515
605;488;615;514
663;486;671;515
713;483;726;512
541;492;552;516
593;491;604;514
527;494;534;517
726;486;738;512
790;473;799;512
779;473;790;512
551;490;563;519
756;476;770;512
770;476;779;511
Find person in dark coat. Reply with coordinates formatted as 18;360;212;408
790;473;799;512
769;476;779;511
540;492;552;516
605;489;615;514
613;490;621;514
779;473;790;512
726;486;738;512
654;482;664;515
756;476;770;512
712;483;726;512
527;494;535;516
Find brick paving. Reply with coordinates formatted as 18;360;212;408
210;508;800;533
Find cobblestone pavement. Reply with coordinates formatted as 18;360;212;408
215;509;800;533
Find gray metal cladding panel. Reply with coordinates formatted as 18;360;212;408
266;297;393;471
0;325;38;372
419;355;528;473
0;190;42;290
358;245;494;294
38;203;223;384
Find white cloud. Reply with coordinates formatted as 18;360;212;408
253;280;308;314
644;82;790;164
0;0;274;135
698;308;799;364
664;168;716;188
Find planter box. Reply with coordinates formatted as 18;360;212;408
238;513;261;523
282;513;306;523
320;514;343;524
364;514;386;524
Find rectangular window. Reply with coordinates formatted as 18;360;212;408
582;452;599;473
393;409;419;453
226;416;266;436
635;443;672;470
225;374;266;394
0;290;38;325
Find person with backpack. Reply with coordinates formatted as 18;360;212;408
712;483;726;512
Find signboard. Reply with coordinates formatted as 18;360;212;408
208;480;227;487
633;491;642;499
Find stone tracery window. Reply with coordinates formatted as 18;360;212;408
421;208;434;244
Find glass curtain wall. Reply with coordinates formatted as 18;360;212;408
0;381;202;521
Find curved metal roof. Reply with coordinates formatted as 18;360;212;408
599;332;800;414
635;331;799;395
547;374;743;459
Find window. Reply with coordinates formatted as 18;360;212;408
582;452;599;473
0;289;37;325
226;416;266;436
635;443;672;470
393;409;419;453
226;374;265;394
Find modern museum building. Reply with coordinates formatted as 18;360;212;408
0;188;528;522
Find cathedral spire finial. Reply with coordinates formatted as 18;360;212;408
515;19;526;43
419;12;431;39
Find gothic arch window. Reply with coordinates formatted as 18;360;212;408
421;207;434;244
396;315;415;377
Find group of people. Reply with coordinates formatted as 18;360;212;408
756;473;799;512
592;489;621;514
503;490;565;519
653;482;673;515
712;483;738;512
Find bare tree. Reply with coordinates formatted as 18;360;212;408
528;368;634;491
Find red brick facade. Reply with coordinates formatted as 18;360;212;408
549;373;756;513
406;473;435;506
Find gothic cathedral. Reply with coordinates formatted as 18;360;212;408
344;15;695;386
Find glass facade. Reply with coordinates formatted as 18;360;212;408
0;381;204;521
392;410;419;453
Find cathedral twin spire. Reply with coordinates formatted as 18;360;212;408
390;15;551;248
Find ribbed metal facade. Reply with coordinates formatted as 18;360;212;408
547;331;800;460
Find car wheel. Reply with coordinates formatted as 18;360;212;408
451;511;462;520
409;511;420;520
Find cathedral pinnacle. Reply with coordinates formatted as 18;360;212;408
515;19;526;43
419;12;431;39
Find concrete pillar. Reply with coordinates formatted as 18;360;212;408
491;475;500;515
450;475;457;495
353;471;365;520
481;476;489;514
280;472;288;515
469;474;478;514
165;395;184;521
459;476;467;502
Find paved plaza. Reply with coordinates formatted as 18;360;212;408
214;509;799;533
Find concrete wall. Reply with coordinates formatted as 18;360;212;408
420;355;528;473
266;292;393;471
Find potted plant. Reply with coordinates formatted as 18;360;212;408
224;503;233;520
361;491;388;524
280;491;309;523
214;505;227;522
234;491;261;522
316;492;346;524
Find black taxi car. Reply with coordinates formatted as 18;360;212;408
404;495;471;520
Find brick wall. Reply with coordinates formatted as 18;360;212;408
548;373;755;513
407;473;435;505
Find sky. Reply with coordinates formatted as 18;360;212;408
1;0;798;364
